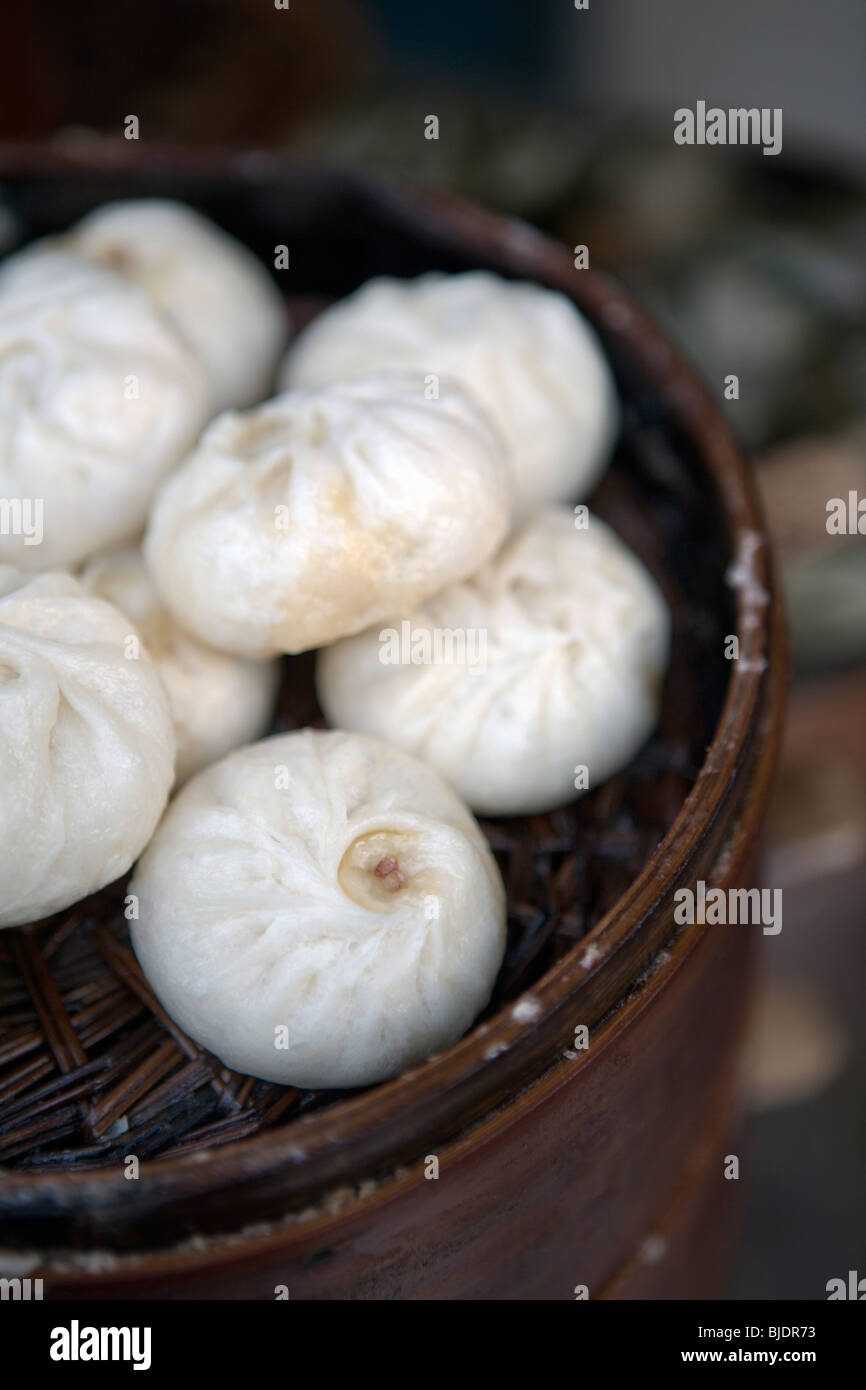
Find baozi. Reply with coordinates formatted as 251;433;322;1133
0;568;175;928
317;507;670;816
129;730;507;1088
0;250;207;571
280;271;619;518
81;548;279;784
144;372;512;658
55;199;288;413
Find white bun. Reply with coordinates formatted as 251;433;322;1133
0;567;175;928
281;271;619;519
60;199;288;413
129;729;506;1088
144;372;512;658
81;548;279;783
0;249;207;571
317;506;670;816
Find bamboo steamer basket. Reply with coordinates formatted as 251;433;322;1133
0;147;785;1298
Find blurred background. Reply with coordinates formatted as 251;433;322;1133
1;0;864;1300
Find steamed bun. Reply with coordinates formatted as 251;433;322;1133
317;507;670;816
129;729;506;1088
0;250;207;571
56;199;288;413
144;372;512;659
81;548;279;783
280;271;619;518
0;567;175;928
